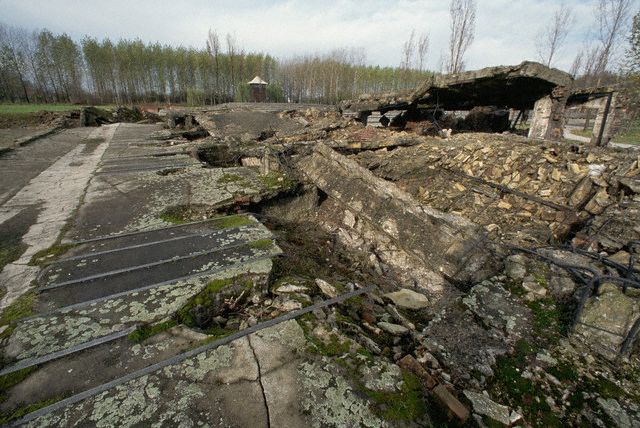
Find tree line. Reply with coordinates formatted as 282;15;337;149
0;24;431;106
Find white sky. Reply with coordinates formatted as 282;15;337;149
0;0;636;72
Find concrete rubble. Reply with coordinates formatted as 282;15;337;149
0;62;638;427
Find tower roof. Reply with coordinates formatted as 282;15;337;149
248;76;268;85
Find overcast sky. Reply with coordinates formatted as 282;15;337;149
0;0;636;72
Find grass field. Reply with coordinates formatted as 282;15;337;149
612;120;640;145
0;104;81;114
570;129;593;138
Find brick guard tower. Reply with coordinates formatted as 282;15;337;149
248;76;268;102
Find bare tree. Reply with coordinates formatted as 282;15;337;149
207;28;221;103
226;33;238;97
447;0;476;74
569;50;584;78
400;30;416;70
536;4;573;67
592;0;633;84
416;32;430;72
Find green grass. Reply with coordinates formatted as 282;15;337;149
128;320;178;343
0;104;78;114
570;129;593;138
612;121;640;145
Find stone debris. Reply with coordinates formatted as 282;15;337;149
383;288;430;310
1;93;639;428
463;390;513;426
574;283;640;360
377;321;408;336
315;278;337;298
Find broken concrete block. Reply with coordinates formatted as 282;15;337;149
297;143;500;287
463;390;511;426
315;278;337;298
377;321;408;335
383;289;429;310
433;385;469;423
574;283;640;359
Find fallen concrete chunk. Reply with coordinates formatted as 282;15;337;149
433;385;469;423
383;289;429;310
463;390;511;426
377;322;408;335
574;283;640;359
315;278;337;298
298;143;500;288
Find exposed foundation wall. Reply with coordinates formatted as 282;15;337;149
528;86;568;141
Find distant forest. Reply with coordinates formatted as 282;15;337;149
0;24;432;105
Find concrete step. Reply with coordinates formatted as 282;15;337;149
41;223;268;285
38;239;279;310
64;215;255;255
9;258;276;367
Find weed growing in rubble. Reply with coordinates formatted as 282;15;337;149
128;319;178;343
29;243;75;266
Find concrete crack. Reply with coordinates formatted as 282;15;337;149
248;335;271;428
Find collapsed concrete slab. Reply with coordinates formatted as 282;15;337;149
340;61;573;141
296;143;500;291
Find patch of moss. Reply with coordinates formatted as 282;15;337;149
528;299;568;343
490;346;562;427
306;332;351;357
547;361;579;382
218;173;249;186
128;319;178;343
248;239;273;250
583;375;626;400
364;370;427;421
202;326;234;339
29;243;75;265
259;172;295;191
0;291;36;326
0;366;37;393
211;215;254;230
175;277;248;328
159;208;190;224
0;242;27;273
0;396;61;424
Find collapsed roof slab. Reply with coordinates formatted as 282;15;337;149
411;61;573;111
340;61;573;115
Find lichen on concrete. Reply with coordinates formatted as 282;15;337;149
297;357;387;428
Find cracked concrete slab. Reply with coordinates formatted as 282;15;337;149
0;125;115;310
